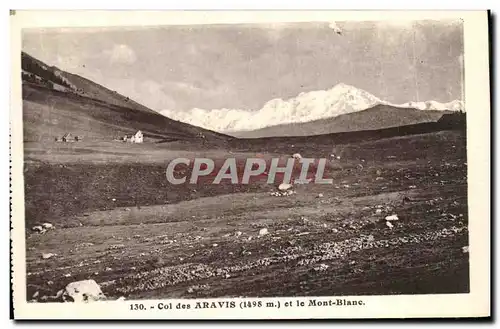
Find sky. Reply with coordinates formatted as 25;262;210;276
22;20;464;113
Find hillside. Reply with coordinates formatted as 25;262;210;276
229;118;466;154
231;104;451;138
21;52;233;144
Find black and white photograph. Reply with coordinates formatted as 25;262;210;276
10;10;490;319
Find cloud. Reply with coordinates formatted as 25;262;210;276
105;44;137;64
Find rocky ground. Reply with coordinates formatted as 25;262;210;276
24;130;469;302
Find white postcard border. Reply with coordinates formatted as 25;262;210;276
10;10;491;320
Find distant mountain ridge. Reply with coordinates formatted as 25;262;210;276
231;104;453;138
161;83;465;134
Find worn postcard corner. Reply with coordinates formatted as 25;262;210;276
10;10;490;320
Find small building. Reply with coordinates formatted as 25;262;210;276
62;133;73;142
124;130;143;144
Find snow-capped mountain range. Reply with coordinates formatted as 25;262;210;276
160;83;465;133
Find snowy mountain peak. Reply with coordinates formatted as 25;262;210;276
160;84;464;133
394;99;465;112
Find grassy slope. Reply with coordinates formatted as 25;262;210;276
24;130;466;228
21;52;233;144
232;105;451;138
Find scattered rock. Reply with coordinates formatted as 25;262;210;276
235;231;242;237
41;253;56;259
317;193;324;198
62;280;106;302
187;284;210;294
409;185;417;189
212;243;218;247
64;273;72;278
108;244;125;250
385;214;399;221
375;177;384;181
375;209;383;215
313;264;329;272
462;246;469;253
259;228;269;236
77;242;95;248
271;189;296;197
386;221;394;229
331;228;339;233
117;296;126;301
42;223;54;230
278;183;293;192
31;226;45;234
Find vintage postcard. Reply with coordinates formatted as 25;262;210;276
10;10;491;320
